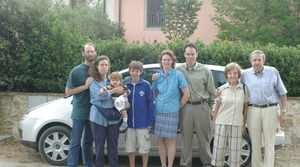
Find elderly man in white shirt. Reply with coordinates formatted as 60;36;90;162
241;50;288;167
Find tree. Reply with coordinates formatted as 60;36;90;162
212;0;300;46
161;0;202;41
0;0;122;91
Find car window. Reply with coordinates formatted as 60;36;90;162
211;70;226;88
121;67;160;84
142;68;160;83
121;67;226;88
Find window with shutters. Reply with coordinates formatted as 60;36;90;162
146;0;164;28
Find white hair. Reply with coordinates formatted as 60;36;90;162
249;49;266;61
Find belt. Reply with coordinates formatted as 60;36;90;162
248;103;278;108
187;99;208;105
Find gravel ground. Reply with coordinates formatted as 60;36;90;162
0;139;55;167
1;139;300;167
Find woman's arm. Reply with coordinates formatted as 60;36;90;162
180;87;189;107
89;81;112;104
211;90;222;121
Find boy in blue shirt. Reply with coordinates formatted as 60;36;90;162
125;61;154;167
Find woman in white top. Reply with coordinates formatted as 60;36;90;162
211;62;249;167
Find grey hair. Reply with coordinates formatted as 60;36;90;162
249;49;266;61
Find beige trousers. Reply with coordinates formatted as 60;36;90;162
247;106;279;167
180;103;212;166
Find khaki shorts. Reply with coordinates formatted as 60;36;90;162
125;128;151;154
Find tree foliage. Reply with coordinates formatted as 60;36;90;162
161;0;202;41
0;0;122;91
212;0;300;46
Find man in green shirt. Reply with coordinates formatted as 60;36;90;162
177;43;216;167
65;42;96;167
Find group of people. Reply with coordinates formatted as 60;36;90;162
65;42;288;167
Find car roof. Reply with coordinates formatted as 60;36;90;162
119;63;225;74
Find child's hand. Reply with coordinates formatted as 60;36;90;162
111;87;124;94
148;125;154;134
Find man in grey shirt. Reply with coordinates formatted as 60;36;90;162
241;50;287;167
177;43;216;167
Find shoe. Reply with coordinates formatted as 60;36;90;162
119;121;128;132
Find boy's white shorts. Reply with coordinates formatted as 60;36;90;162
125;128;151;154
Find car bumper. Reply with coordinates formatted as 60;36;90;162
18;125;37;150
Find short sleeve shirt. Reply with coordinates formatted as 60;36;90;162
66;64;91;120
152;69;188;113
215;83;249;126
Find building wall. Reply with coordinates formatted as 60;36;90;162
120;0;218;44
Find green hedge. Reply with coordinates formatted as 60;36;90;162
1;39;299;96
0;0;121;92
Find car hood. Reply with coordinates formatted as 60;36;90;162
25;97;72;121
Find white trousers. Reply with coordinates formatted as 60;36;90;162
247;106;279;167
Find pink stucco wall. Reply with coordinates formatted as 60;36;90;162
120;0;218;44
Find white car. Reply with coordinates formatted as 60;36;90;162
19;64;285;166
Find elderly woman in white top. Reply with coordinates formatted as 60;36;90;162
211;62;249;167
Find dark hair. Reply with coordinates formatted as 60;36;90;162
184;43;198;53
89;55;110;81
82;42;96;53
159;49;176;68
128;61;144;72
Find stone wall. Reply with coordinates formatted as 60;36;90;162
275;97;300;166
0;92;63;136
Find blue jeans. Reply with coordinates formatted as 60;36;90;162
67;119;93;167
91;122;120;167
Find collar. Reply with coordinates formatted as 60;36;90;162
160;68;175;76
128;78;143;85
223;82;243;89
251;66;264;75
185;62;201;71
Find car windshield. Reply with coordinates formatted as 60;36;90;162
121;66;226;88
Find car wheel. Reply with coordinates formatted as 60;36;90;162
210;132;251;167
38;125;70;166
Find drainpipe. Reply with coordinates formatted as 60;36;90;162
103;0;106;14
118;0;121;25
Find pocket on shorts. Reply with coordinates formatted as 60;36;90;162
144;131;150;142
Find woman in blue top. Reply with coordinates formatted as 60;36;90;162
153;50;189;167
89;55;124;167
